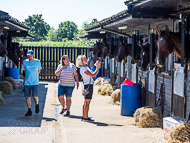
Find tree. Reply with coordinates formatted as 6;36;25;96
57;21;78;41
47;27;57;42
23;14;50;41
73;19;98;47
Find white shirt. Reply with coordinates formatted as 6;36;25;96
80;66;94;85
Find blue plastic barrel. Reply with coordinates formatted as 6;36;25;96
91;67;102;81
121;83;141;116
6;68;19;79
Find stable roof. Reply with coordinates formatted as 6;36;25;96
84;0;190;37
0;10;33;38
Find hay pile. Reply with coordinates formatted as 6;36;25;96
4;77;17;89
166;122;190;143
134;107;162;128
94;77;102;86
109;89;120;105
0;91;5;105
97;83;113;96
0;81;13;94
19;75;24;79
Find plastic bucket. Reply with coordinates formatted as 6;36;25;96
121;83;141;116
5;68;19;79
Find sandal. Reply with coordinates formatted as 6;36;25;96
60;108;67;114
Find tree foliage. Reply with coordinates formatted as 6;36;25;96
23;14;50;41
56;21;78;41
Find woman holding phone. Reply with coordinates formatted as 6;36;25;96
76;55;101;122
55;55;79;117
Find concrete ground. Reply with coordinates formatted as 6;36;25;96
0;82;165;143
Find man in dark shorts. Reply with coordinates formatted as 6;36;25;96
22;50;42;116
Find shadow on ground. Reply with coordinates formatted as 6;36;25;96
0;83;55;127
69;115;123;127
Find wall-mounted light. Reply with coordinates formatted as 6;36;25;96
4;26;9;30
16;30;20;33
118;25;127;30
100;30;106;34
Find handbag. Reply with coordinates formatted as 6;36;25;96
82;77;91;96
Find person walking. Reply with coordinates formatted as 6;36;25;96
22;50;42;116
76;55;101;122
55;55;79;117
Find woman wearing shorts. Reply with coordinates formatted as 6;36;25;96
76;55;101;122
55;55;79;116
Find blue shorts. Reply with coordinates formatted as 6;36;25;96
24;85;39;97
58;85;75;97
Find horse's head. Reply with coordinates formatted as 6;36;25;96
140;43;149;71
16;44;24;55
93;41;102;59
156;25;174;65
0;41;8;57
8;49;18;66
117;40;131;62
102;43;109;59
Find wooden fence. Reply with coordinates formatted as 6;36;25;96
19;46;91;81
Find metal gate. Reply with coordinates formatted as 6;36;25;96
19;46;90;81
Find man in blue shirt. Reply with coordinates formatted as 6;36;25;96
22;50;42;116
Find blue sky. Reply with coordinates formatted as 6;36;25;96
1;0;127;30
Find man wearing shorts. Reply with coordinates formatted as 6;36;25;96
22;50;42;116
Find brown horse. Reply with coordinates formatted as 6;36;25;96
7;43;24;66
117;40;132;62
140;43;150;71
156;25;189;65
0;41;8;57
93;41;103;60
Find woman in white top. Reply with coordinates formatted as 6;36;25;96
76;55;101;122
55;55;79;117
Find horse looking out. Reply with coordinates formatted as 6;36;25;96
156;25;190;65
102;43;109;59
117;40;141;63
140;43;149;71
7;43;24;66
93;41;102;60
0;41;8;57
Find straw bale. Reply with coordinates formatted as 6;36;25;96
19;75;24;79
4;77;17;89
0;91;5;105
134;107;162;128
94;77;102;86
97;83;113;96
110;89;120;103
0;81;13;94
166;122;190;143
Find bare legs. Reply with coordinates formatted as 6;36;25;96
58;96;71;111
26;97;39;108
82;99;91;119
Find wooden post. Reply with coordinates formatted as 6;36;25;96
181;18;185;67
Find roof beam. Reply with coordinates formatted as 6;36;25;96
101;27;131;37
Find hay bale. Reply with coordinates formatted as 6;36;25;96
94;77;102;86
19;75;24;79
134;107;162;128
4;77;17;89
97;83;113;96
109;89;120;105
0;91;5;105
0;81;13;94
166;122;190;143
